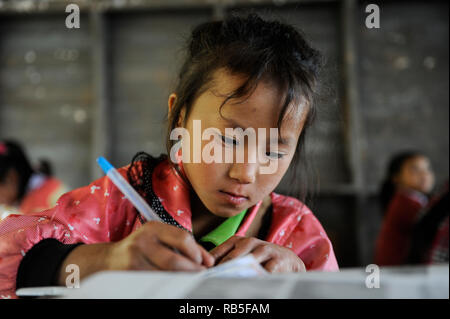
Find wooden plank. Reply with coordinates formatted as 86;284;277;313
340;0;366;265
108;10;211;167
340;0;365;194
358;0;449;193
0;0;338;14
0;14;93;189
90;9;111;180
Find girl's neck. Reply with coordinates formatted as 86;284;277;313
190;191;227;239
189;192;272;241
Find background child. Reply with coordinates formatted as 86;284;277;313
375;151;435;265
0;13;338;298
0;140;67;217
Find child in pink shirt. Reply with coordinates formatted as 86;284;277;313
0;13;338;299
0;140;67;217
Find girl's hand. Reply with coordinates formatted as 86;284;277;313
58;221;215;285
107;221;215;271
210;236;306;273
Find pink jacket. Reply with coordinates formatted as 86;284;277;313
0;158;338;298
20;176;66;215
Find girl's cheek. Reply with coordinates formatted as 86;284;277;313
398;171;412;188
424;174;435;191
257;173;282;195
196;162;224;185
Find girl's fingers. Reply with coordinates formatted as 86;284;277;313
250;245;274;265
263;256;307;273
199;245;215;267
146;241;206;271
148;222;203;265
297;257;307;272
262;258;280;273
217;238;261;265
135;253;160;271
209;236;240;263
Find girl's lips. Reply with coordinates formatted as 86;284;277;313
218;190;249;205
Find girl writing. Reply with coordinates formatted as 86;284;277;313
375;151;435;265
0;13;338;298
0;140;67;218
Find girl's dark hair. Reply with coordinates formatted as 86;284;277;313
379;150;425;210
36;159;53;177
166;12;323;203
0;140;34;202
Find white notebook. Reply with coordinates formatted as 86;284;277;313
16;258;449;299
16;254;267;298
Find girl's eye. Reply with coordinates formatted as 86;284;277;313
266;152;285;159
221;135;238;146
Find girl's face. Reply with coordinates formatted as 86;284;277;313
0;168;19;206
170;69;308;218
394;156;435;194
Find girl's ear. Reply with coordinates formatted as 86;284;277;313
168;93;177;114
5;168;18;186
168;93;186;127
3;168;19;204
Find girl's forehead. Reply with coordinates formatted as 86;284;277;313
197;69;308;130
402;156;430;169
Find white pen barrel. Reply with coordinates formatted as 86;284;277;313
106;169;162;222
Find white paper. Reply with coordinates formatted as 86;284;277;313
62;262;449;299
201;254;268;279
16;258;449;299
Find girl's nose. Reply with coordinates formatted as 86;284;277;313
228;162;257;184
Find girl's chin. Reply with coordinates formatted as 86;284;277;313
206;203;248;218
197;194;246;217
411;184;431;193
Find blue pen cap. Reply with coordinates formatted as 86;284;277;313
97;157;114;174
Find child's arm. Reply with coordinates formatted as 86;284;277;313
0;164;213;298
56;221;214;285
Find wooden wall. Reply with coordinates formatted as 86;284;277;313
0;0;448;267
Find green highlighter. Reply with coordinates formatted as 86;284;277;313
199;209;247;249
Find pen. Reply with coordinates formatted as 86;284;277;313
96;157;163;223
97;157;194;258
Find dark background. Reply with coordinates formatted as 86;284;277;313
0;0;448;267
